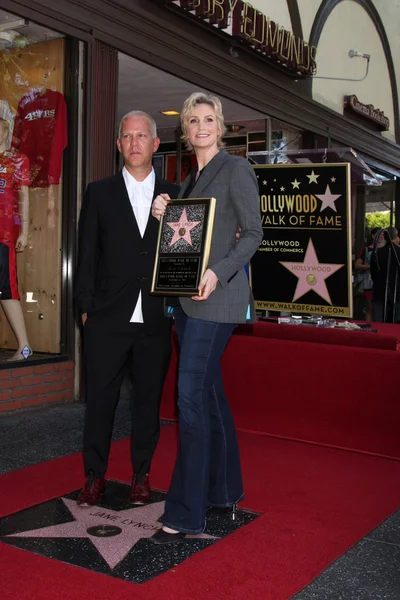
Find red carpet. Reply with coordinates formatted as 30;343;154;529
1;426;400;600
160;331;400;459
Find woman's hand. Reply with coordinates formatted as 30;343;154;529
15;232;28;252
192;268;218;301
151;194;170;221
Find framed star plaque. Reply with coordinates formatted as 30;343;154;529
151;197;216;296
251;163;352;317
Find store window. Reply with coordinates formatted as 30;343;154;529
116;52;295;185
0;11;68;362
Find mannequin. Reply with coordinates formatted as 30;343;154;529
0;117;32;360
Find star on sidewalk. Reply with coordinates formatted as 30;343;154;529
315;184;342;212
167;207;201;247
280;238;344;304
307;170;319;184
7;498;216;570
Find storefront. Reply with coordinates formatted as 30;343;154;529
0;0;398;411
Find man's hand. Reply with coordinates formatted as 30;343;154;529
15;232;28;252
151;194;170;221
192;269;218;301
82;313;88;326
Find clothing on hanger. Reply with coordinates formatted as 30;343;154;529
12;89;67;188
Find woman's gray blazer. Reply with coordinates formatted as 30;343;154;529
177;150;263;324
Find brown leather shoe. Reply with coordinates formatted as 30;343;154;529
77;473;106;507
130;474;151;504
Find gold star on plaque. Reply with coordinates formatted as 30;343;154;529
291;179;300;189
307;170;319;184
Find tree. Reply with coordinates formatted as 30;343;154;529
365;212;391;233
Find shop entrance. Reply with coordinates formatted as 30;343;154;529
116;52;302;185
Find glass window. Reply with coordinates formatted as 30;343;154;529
0;10;68;362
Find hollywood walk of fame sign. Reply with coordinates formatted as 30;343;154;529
151;197;216;295
0;481;259;584
251;163;352;317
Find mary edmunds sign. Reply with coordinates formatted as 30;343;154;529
166;1;317;77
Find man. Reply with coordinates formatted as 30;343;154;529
370;226;400;322
75;111;179;506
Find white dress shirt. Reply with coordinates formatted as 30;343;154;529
122;166;155;323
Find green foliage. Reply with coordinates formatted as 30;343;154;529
365;212;391;232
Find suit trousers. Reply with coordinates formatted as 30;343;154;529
82;314;172;478
162;305;244;534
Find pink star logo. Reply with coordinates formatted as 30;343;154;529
280;238;344;304
6;498;216;569
167;207;201;247
315;184;342;213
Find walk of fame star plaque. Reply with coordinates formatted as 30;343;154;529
251;163;352;317
151;197;216;296
0;480;260;583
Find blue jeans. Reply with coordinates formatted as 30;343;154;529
162;305;244;534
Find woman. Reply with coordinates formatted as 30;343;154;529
150;92;263;544
355;227;379;321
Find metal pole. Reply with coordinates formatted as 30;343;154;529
264;117;271;152
384;248;391;322
393;267;398;323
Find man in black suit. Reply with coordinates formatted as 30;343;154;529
75;111;179;506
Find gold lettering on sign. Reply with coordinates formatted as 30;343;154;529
252;10;266;45
212;0;226;21
171;0;317;76
265;18;281;54
291;35;303;66
279;30;292;61
242;2;253;36
228;0;239;10
310;44;317;74
196;0;211;17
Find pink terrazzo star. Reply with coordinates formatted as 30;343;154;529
167;207;201;247
315;184;342;213
280;238;344;304
7;498;216;569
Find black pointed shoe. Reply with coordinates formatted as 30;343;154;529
149;528;186;545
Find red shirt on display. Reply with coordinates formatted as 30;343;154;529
12;89;67;188
0;150;30;246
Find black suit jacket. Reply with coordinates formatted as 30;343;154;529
74;170;179;334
